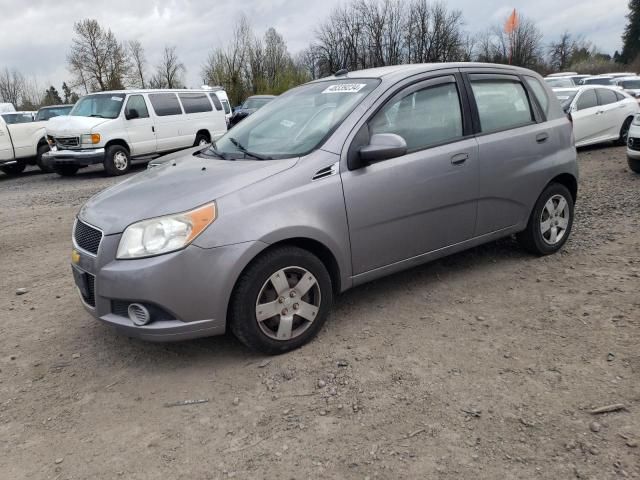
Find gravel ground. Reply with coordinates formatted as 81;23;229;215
1;146;639;480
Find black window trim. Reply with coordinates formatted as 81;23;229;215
461;72;538;136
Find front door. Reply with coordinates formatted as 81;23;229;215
123;95;156;156
341;75;479;275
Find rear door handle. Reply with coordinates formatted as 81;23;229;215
450;152;469;165
536;133;549;144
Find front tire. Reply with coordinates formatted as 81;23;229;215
0;160;26;175
617;117;633;146
53;165;79;177
36;144;53;173
103;145;131;176
628;155;640;173
517;183;574;256
229;246;333;354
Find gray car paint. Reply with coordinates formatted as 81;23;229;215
73;63;578;341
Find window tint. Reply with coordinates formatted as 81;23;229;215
149;93;182;116
208;93;223;111
369;80;463;151
597;88;618;106
471;79;534;132
576;89;598;110
524;76;549;116
221;99;231;114
125;95;149;119
179;93;213;114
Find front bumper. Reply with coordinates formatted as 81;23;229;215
72;233;267;342
43;148;105;167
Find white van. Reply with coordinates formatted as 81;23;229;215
43;89;228;176
202;86;233;124
0;114;50;175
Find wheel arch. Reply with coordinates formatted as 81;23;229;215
548;173;578;203
196;129;211;143
104;138;130;152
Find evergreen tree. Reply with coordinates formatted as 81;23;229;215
621;0;640;64
42;86;62;106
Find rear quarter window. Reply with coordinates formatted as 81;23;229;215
149;93;183;116
178;93;213;114
524;76;549;117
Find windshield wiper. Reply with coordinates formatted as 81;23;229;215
199;144;230;160
228;137;271;160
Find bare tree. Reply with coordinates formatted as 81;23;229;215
152;46;185;89
548;32;577;71
0;68;25;106
128;40;147;88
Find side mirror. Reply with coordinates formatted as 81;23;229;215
359;133;407;164
125;108;139;120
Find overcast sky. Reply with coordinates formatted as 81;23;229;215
0;0;628;92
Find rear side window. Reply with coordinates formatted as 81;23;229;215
524;76;549;116
370;80;463;151
470;79;534;132
125;95;149;119
179;93;213;114
221;99;231;114
615;91;626;101
576;90;597;110
208;93;223;111
596;89;618;106
149;93;182;116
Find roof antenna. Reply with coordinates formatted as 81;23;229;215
334;68;349;76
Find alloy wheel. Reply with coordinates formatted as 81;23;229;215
540;194;570;245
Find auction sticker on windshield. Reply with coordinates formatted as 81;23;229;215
322;84;367;94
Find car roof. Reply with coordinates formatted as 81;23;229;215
615;76;640;81
40;104;73;109
82;89;213;95
313;62;536;84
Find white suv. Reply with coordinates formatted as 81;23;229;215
43;89;228;176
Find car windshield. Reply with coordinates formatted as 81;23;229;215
582;78;613;85
554;90;579;110
620;79;640;89
242;97;273;110
545;77;574;88
70;94;125;119
35;106;72;121
202;79;380;160
1;113;33;124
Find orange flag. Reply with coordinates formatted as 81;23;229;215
504;9;518;34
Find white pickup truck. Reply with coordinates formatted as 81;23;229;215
0;115;51;174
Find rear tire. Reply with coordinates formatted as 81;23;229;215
229;246;333;355
103;145;131;176
617;117;633;146
194;132;210;147
36;144;53;173
0;161;26;175
628;156;640;173
517;183;574;256
54;165;79;177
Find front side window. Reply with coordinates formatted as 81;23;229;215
471;79;534;132
369;81;463;151
125;95;149;119
201;79;379;160
70;94;125;119
596;88;618;106
148;93;182;116
576;90;598;110
179;93;212;114
525;76;549;116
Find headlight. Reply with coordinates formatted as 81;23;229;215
116;203;216;259
81;133;101;145
633;115;640;126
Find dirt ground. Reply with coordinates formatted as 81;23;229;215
1;146;639;480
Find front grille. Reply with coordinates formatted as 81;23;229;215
55;136;80;149
74;220;102;255
629;137;640;151
83;274;96;307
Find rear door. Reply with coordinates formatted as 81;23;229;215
464;72;552;234
571;89;602;145
595;88;628;139
123;94;156;155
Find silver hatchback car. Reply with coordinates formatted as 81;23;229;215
72;63;578;354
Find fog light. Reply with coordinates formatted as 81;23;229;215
128;303;151;326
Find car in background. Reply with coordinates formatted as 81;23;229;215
228;95;276;127
0;113;50;174
545;77;575;88
70;63;578;353
547;71;578;78
35;104;73;122
202;86;233;125
0;111;35;124
43;89;228;177
607;72;637;78
553;86;638;147
626;115;640;172
579;76;615;86
612;77;640;99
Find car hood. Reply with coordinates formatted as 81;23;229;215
79;153;298;235
47;115;110;135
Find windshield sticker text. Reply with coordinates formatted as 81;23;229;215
322;84;367;94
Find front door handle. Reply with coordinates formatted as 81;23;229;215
450;152;469;165
536;132;549;143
